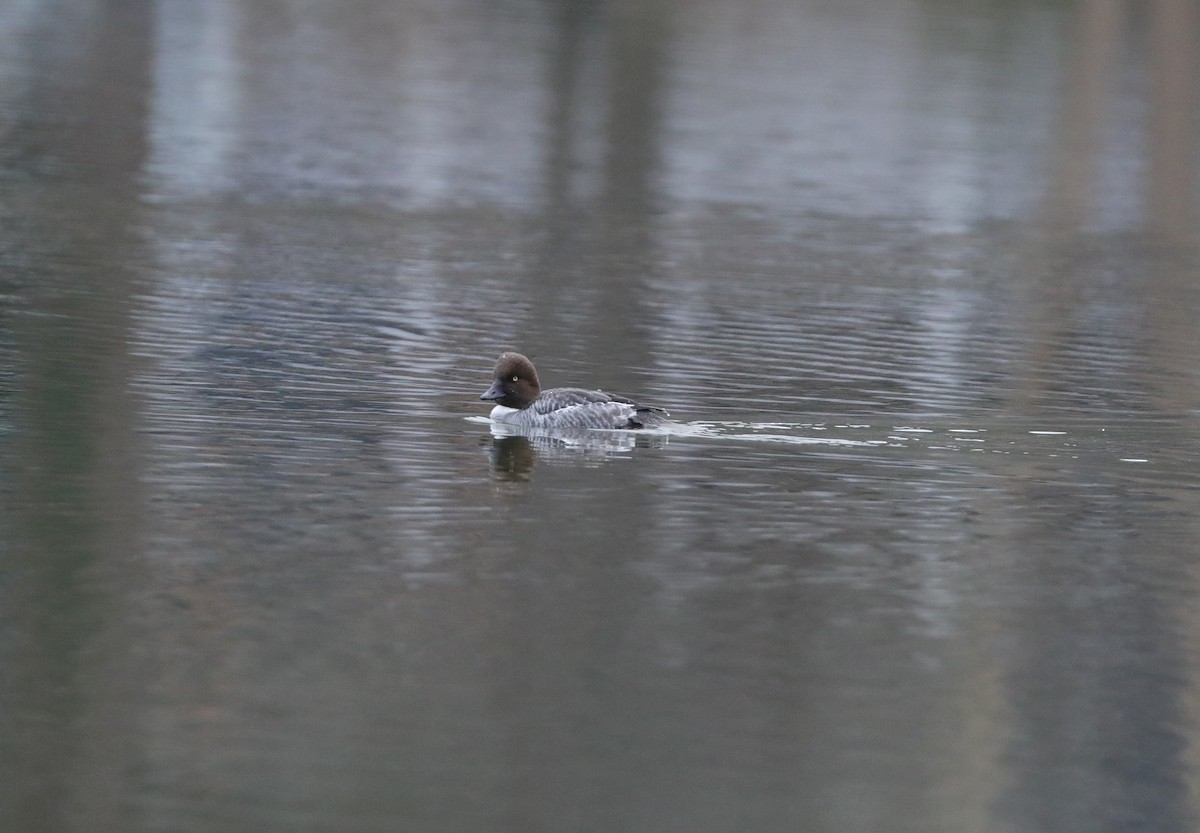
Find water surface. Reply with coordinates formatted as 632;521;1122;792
3;2;1200;832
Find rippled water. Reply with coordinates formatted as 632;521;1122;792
3;1;1200;832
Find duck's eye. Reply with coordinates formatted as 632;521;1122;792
511;375;519;382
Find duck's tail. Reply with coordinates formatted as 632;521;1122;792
629;406;671;429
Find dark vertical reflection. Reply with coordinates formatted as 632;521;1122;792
601;0;670;227
532;0;601;328
543;0;597;213
1047;0;1198;240
0;1;153;830
1046;0;1122;232
594;0;671;351
532;0;672;361
1148;0;1197;242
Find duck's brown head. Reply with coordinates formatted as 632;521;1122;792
480;352;541;410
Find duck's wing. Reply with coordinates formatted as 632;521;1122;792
529;388;670;429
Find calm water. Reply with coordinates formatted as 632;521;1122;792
3;1;1200;832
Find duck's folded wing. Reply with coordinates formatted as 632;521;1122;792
527;388;669;429
535;400;638;429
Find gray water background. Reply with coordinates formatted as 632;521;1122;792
3;1;1200;831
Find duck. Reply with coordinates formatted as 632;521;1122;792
480;352;670;429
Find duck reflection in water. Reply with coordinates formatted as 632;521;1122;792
483;424;669;480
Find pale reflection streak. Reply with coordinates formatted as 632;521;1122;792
148;0;239;197
149;1;551;207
